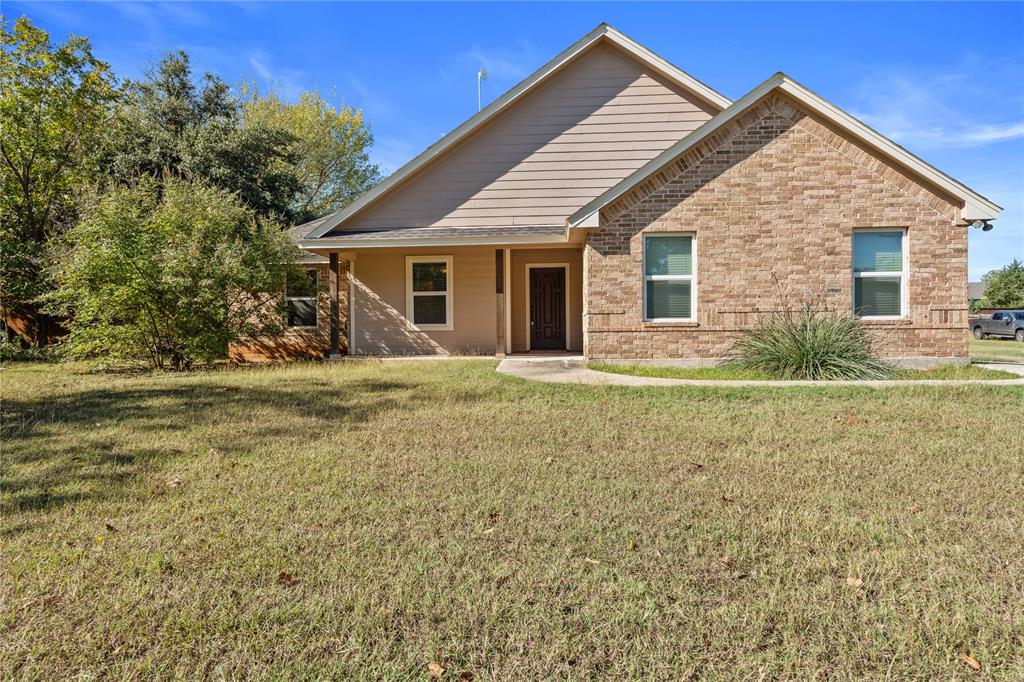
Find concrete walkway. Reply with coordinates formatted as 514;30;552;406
496;355;1024;387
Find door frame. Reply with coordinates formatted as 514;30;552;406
524;262;570;352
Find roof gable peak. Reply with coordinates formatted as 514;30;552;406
302;24;730;239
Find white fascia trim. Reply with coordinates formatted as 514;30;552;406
304;23;731;240
568;73;1002;228
298;232;569;250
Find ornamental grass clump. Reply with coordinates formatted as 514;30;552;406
726;305;891;380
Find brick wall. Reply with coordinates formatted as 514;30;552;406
584;94;968;361
229;261;349;362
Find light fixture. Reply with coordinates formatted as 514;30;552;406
969;219;994;232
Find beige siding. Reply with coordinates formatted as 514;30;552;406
339;44;717;231
510;248;584;353
351;246;498;355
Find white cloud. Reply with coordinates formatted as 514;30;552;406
456;39;538;82
246;49;307;100
850;67;1024;149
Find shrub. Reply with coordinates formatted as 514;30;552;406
726;305;891;380
48;177;302;370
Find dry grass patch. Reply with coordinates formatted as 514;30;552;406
2;360;1023;679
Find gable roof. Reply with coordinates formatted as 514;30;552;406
302;23;731;240
569;73;1002;227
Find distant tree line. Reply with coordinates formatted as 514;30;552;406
1;16;381;367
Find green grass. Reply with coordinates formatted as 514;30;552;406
970;337;1024;362
590;361;1017;381
3;360;1024;679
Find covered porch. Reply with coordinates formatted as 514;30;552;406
302;226;584;357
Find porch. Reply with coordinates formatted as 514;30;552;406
303;227;585;357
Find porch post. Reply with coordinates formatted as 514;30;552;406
495;249;505;357
329;252;340;356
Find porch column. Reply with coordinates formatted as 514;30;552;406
495;249;506;357
329;252;340;356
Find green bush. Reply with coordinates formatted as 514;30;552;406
47;177;301;370
726;305;891;380
0;336;52;363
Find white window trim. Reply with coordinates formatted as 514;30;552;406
285;269;319;329
406;255;453;331
852;228;908;320
525;262;571;352
643;233;696;323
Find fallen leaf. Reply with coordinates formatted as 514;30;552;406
909;504;923;513
720;495;734;504
583;557;600;565
843;417;860;426
731;571;750;580
846;576;863;589
168;478;182;488
686;462;704;473
104;523;118;533
457;672;474;681
544;457;553;464
960;653;981;670
495;575;510;588
426;661;444;678
628;539;638;551
487;510;501;525
482;527;496;535
718;556;735;568
276;571;297;587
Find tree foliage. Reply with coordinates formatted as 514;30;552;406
980;259;1024;309
0;16;117;339
242;89;381;223
49;177;301;369
103;50;300;219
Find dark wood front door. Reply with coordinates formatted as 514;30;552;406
529;267;566;350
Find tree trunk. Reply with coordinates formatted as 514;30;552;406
34;311;49;348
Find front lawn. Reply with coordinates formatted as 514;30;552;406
2;361;1023;679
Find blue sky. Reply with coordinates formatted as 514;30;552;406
9;1;1023;278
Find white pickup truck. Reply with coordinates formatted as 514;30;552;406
969;310;1024;342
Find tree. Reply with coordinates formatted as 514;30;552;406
980;259;1024;309
242;90;381;223
0;17;118;345
103;50;300;220
48;177;302;370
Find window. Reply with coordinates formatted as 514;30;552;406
406;256;452;330
285;269;318;328
853;230;906;318
644;234;694;321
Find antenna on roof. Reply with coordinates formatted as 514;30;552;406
477;68;487;112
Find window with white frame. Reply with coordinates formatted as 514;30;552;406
853;230;906;318
406;256;452;329
644;234;694;321
285;268;318;328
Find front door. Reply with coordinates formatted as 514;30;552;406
529;267;566;350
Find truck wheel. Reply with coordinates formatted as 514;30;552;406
1016;329;1024;342
973;327;986;340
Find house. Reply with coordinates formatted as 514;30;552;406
232;24;1001;365
968;281;987;308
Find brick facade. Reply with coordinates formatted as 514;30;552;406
584;94;968;362
229;262;349;362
